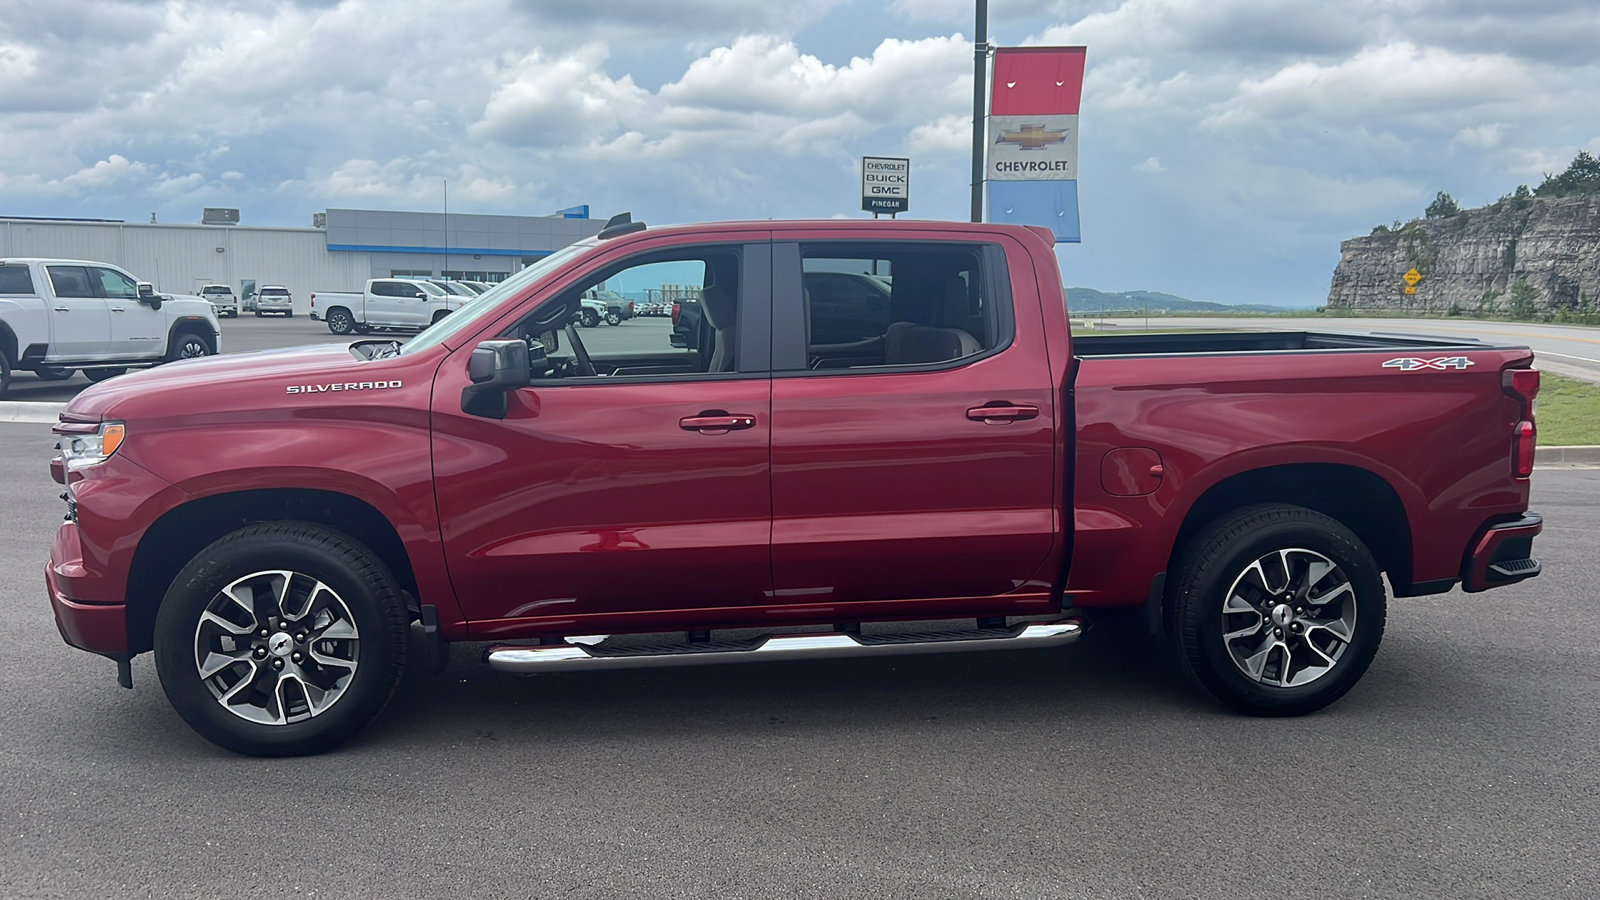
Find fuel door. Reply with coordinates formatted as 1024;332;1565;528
1101;447;1164;496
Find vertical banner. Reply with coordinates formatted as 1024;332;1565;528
986;46;1086;242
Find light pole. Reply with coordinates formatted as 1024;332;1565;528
970;0;989;222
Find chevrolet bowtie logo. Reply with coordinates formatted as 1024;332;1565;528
996;124;1068;151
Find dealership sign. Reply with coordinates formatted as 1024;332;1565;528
861;157;910;214
986;46;1086;242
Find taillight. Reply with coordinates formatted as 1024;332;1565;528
1503;367;1540;477
310;293;317;309
671;302;681;325
1513;421;1536;477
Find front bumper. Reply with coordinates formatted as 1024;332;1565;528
1462;512;1543;593
46;524;128;656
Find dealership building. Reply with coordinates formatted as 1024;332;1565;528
0;207;605;314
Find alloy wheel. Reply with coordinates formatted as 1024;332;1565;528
192;570;361;725
1219;548;1357;688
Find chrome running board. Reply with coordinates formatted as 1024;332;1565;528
483;619;1084;674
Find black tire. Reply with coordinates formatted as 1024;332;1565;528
326;308;355;335
0;353;10;397
1166;504;1386;717
83;367;127;383
605;311;622;326
153;523;409;756
166;331;213;362
33;365;75;381
431;310;450;325
255;311;263;317
579;309;599;328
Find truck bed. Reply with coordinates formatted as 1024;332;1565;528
1072;330;1503;357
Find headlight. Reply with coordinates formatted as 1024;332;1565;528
54;420;126;472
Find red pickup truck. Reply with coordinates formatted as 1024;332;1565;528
46;216;1544;756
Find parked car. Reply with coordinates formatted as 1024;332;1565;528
0;257;220;394
460;280;494;294
311;278;468;334
437;281;479;299
200;284;240;318
583;288;633;325
44;217;1543;756
255;285;294;317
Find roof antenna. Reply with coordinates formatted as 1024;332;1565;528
598;212;647;239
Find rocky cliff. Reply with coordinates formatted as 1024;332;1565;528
1327;194;1600;316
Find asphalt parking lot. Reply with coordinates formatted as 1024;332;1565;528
3;413;1595;897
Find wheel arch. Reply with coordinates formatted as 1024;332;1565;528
1168;463;1415;594
165;316;217;354
0;322;18;365
125;488;420;655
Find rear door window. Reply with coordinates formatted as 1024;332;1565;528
46;265;96;299
0;265;35;294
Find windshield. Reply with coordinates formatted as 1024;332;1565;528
400;242;594;356
414;281;448;297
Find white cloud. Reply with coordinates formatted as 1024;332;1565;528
472;45;648;148
1134;156;1163;173
1453;124;1506;151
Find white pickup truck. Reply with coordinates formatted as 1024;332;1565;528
310;279;468;335
0;258;221;395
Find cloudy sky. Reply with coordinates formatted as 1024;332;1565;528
2;0;1596;305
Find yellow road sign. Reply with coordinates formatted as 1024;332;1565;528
1404;286;1417;294
1403;268;1423;286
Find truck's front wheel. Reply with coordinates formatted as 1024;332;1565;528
167;332;213;362
326;308;354;335
1167;504;1386;717
153;523;409;756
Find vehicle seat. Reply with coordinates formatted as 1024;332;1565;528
884;273;981;364
700;284;736;372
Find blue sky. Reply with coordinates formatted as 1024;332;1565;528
2;0;1596;306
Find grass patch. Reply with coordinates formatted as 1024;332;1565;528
1537;373;1600;445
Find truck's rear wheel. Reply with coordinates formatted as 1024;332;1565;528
326;308;354;335
605;311;622;326
153;523;409;756
1167;504;1386;717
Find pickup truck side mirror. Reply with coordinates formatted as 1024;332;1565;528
136;282;163;310
462;339;539;419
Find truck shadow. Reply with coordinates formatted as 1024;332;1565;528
368;625;1202;748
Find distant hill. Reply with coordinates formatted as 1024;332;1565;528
1066;287;1310;314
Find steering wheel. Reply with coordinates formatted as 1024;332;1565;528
564;323;597;376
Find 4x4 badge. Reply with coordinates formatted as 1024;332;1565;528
1382;356;1474;371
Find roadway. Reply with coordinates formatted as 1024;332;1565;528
3;420;1595;897
1089;316;1600;384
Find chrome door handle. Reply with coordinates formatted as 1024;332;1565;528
680;413;757;434
110;307;125;312
967;404;1039;423
54;307;69;312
